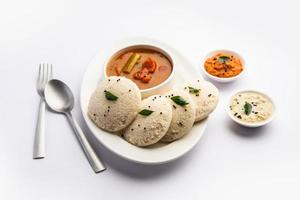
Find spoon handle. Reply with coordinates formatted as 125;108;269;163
66;112;106;173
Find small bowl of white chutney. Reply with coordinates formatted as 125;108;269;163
227;90;276;128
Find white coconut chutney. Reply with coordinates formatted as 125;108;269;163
230;91;274;123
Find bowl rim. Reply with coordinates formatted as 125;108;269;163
226;89;276;127
201;49;246;82
103;43;175;93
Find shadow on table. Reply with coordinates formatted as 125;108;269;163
78;116;201;180
226;118;270;138
202;76;239;92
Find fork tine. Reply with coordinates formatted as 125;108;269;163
37;63;53;88
45;63;48;82
41;63;45;83
51;64;53;79
49;64;53;80
42;63;46;83
38;64;42;83
46;63;49;83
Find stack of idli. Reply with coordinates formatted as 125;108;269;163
88;76;219;147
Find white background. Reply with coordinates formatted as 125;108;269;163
1;0;299;199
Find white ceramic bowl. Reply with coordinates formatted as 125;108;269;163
103;44;175;98
201;49;245;83
227;90;276;128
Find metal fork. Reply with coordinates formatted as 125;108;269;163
33;64;53;159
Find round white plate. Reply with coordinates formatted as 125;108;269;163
80;37;208;165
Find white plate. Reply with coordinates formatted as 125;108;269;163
80;37;208;165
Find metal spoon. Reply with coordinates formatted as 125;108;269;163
44;79;106;173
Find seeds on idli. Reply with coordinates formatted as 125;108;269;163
183;80;219;122
88;76;141;132
123;95;172;147
161;90;196;142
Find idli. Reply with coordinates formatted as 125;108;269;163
88;76;141;132
183;80;219;122
161;90;196;142
124;95;172;147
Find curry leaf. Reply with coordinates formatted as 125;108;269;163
171;96;189;106
218;55;230;63
139;109;154;116
244;102;252;115
105;91;118;101
188;86;200;94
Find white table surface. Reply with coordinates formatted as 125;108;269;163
1;0;299;199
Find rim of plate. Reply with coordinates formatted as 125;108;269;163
80;37;208;164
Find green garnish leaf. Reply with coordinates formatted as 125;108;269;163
171;96;189;106
139;109;154;116
218;55;230;63
105;91;118;101
244;102;252;115
188;86;200;94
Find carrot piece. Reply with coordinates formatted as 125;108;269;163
142;74;152;83
142;58;157;73
134;68;149;80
